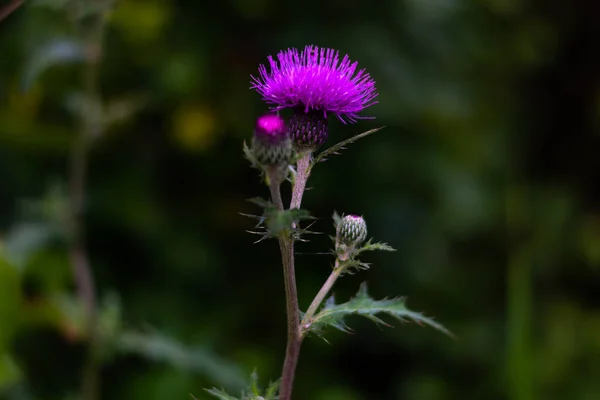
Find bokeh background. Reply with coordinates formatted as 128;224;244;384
1;0;600;399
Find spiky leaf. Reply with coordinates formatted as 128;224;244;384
332;211;342;230
355;239;396;255
204;371;279;400
307;283;453;338
243;198;314;240
308;127;384;175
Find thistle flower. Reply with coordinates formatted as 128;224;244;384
336;215;367;259
251;114;292;185
251;45;377;151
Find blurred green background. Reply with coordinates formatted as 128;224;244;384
1;0;600;399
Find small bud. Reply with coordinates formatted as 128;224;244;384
289;108;328;152
336;215;367;259
252;114;292;166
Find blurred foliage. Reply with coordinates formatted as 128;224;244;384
0;0;600;399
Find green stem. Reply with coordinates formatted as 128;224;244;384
268;183;300;400
506;184;533;400
300;259;343;338
268;182;284;211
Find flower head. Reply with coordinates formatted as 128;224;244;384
254;114;287;144
252;114;292;167
251;45;378;124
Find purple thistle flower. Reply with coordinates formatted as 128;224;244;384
251;45;378;151
255;114;287;143
251;45;377;123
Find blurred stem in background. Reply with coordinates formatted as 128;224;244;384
0;0;25;23
506;184;534;400
67;2;110;400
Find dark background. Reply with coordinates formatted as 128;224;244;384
1;0;600;399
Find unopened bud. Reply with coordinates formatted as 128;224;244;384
336;215;367;259
252;114;292;166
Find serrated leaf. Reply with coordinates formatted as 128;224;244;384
308;127;384;174
204;371;279;400
307;283;453;338
249;369;260;395
355;239;396;256
246;197;275;210
263;380;279;398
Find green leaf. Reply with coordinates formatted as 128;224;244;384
355;239;396;256
22;39;86;90
116;330;246;390
337;239;396;274
263;380;280;398
204;371;279;400
203;388;239;400
308;127;385;175
243;198;315;240
2;223;55;271
307;283;453;339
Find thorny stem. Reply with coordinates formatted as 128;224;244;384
68;4;109;400
269;182;301;400
274;151;314;400
273;152;312;399
300;259;344;337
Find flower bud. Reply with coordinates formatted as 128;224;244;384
338;215;367;244
252;114;292;166
336;215;367;259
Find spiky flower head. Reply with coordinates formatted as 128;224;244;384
251;45;378;151
337;215;368;246
252;114;292;167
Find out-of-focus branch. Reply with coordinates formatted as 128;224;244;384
0;0;25;22
68;3;110;400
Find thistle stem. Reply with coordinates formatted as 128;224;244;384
268;183;301;400
268;182;284;212
300;259;344;337
273;151;312;400
290;152;312;210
